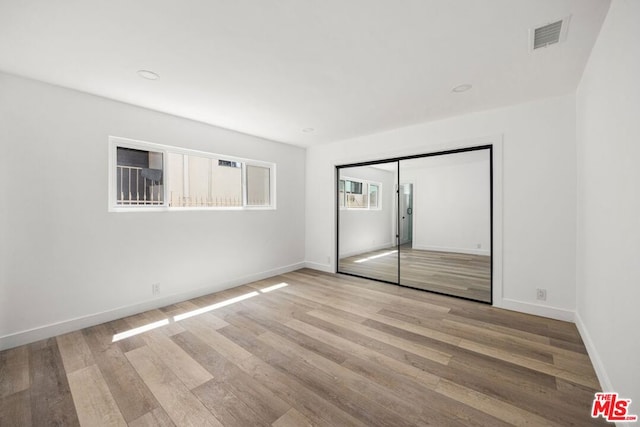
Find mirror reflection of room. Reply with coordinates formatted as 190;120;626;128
399;149;491;302
337;148;492;303
338;162;399;284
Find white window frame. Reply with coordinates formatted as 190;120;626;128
339;176;382;211
108;136;276;212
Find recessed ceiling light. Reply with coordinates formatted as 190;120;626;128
137;70;159;80
452;84;472;93
302;128;315;133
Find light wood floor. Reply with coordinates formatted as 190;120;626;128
339;246;492;302
0;269;605;426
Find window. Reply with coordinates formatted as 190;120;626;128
167;153;243;207
109;137;275;211
345;180;362;194
246;165;271;206
369;183;379;209
339;177;381;210
116;147;164;205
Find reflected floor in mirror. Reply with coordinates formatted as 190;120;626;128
339;245;491;303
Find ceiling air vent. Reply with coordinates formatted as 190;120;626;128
531;16;571;51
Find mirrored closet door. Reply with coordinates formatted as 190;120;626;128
337;161;399;284
337;146;492;303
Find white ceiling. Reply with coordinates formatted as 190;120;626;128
0;0;610;146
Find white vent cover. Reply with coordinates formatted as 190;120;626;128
530;16;571;51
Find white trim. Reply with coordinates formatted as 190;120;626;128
304;261;333;273
490;136;504;308
411;244;490;257
495;298;575;322
338;242;395;259
0;262;304;351
574;311;612;393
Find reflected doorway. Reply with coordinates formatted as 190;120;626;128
399;183;413;246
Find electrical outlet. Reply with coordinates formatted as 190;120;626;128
476;243;482;249
327;256;331;264
152;283;160;295
536;288;547;301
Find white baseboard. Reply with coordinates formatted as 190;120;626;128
0;261;305;351
574;311;612;393
304;261;333;273
411;244;491;257
339;242;394;258
496;298;575;322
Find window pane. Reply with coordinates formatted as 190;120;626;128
346;194;366;208
167;153;184;206
345;180;363;194
169;154;243;207
212;158;242;206
247;165;271;206
369;184;379;208
346;180;366;208
116;147;164;205
188;155;210;206
339;180;345;207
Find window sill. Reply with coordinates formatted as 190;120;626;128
109;206;276;213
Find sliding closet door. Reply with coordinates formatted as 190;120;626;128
399;149;492;302
337;162;399;284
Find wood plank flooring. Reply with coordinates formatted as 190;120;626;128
0;269;605;426
339;246;491;302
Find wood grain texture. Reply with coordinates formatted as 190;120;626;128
125;345;223;427
66;365;127;427
0;268;606;426
128;408;175;427
0;389;32;426
82;323;159;422
141;331;213;390
57;330;95;374
28;338;80;426
0;344;30;398
339;246;492;302
272;408;313;427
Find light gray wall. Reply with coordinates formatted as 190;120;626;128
338;165;396;257
400;150;490;256
0;72;306;349
576;0;639;404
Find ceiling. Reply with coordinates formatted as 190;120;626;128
0;0;610;147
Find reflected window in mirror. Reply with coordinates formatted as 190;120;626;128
339;177;382;210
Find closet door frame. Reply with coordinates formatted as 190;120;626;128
335;144;493;304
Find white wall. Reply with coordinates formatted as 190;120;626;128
306;94;577;318
401;150;491;256
0;72;306;349
338;165;396;257
576;0;639;404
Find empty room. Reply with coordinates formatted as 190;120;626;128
1;0;638;426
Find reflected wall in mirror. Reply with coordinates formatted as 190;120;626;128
337;162;398;283
399;148;492;302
